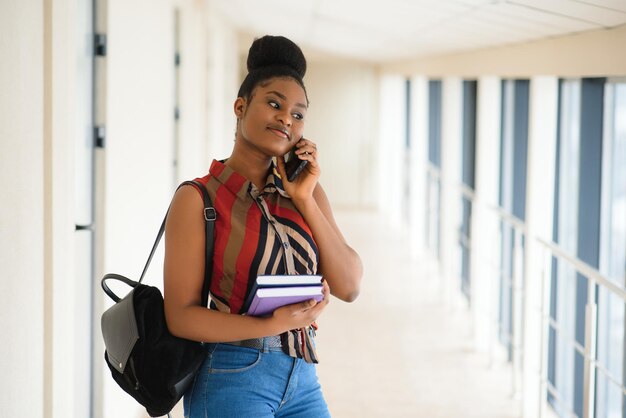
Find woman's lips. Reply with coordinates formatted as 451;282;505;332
268;127;290;140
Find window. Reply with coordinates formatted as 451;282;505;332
498;79;529;358
549;78;608;418
403;78;412;222
549;79;582;417
426;80;442;259
596;79;626;418
460;80;477;299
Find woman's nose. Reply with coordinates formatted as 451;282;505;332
276;111;292;127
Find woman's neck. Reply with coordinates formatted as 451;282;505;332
225;141;273;191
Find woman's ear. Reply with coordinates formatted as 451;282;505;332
234;97;246;119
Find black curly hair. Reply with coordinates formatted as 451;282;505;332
237;35;308;103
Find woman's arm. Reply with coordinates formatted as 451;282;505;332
276;139;363;303
163;185;329;342
292;184;363;302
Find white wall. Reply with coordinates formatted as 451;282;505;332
522;76;559;418
205;3;239;163
0;1;45;417
174;0;241;179
175;0;209;181
97;1;239;417
304;59;379;209
0;0;80;416
470;76;502;353
376;74;408;225
384;24;626;77
99;0;175;415
439;77;463;304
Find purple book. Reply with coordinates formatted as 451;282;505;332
241;274;323;314
246;285;324;317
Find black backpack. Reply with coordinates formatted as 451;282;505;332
100;180;216;417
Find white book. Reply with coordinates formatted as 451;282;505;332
255;274;323;287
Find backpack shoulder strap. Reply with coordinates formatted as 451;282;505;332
134;180;215;305
102;180;216;304
183;180;215;308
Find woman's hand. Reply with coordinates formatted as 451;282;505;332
276;138;320;203
269;280;330;332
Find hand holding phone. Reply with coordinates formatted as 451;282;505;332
284;143;309;182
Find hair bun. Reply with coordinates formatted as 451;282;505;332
247;35;306;79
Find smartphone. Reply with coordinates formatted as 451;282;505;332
284;147;308;182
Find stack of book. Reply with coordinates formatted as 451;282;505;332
242;274;323;317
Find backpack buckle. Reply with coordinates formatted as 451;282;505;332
204;207;217;222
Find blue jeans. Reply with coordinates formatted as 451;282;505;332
183;341;331;418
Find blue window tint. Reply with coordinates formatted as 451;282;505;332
428;80;442;168
498;79;529;359
549;78;608;418
426;80;442;259
460;80;477;300
549;78;582;418
596;80;626;418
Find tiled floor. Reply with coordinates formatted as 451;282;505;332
314;210;522;418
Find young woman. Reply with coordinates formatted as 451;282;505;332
163;35;363;417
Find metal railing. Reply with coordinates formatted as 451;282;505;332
480;204;626;418
487;203;527;400
440;180;625;418
425;163;442;259
536;237;626;418
454;182;527;399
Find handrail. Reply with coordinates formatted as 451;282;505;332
458;183;475;201
482;202;625;302
536;237;626;302
446;171;625;417
486;202;527;232
426;163;441;179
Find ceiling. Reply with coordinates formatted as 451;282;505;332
213;0;626;62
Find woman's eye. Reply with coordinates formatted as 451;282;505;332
268;101;279;109
293;113;304;120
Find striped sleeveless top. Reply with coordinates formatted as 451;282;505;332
193;159;320;363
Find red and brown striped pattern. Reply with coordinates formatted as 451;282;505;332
191;159;320;363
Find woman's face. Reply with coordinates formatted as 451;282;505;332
235;77;308;158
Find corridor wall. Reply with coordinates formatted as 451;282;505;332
304;60;379;210
98;1;239;417
0;2;47;417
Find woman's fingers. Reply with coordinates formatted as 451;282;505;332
302;281;330;320
298;298;318;311
295;139;318;158
281;281;329;326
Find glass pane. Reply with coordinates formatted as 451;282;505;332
597;80;626;418
428;80;442;168
462;80;477;189
548;79;582;417
460;80;477;299
460;196;471;299
499;80;514;210
596;288;625;418
600;82;626;286
557;80;581;253
426;168;441;259
499;222;513;357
